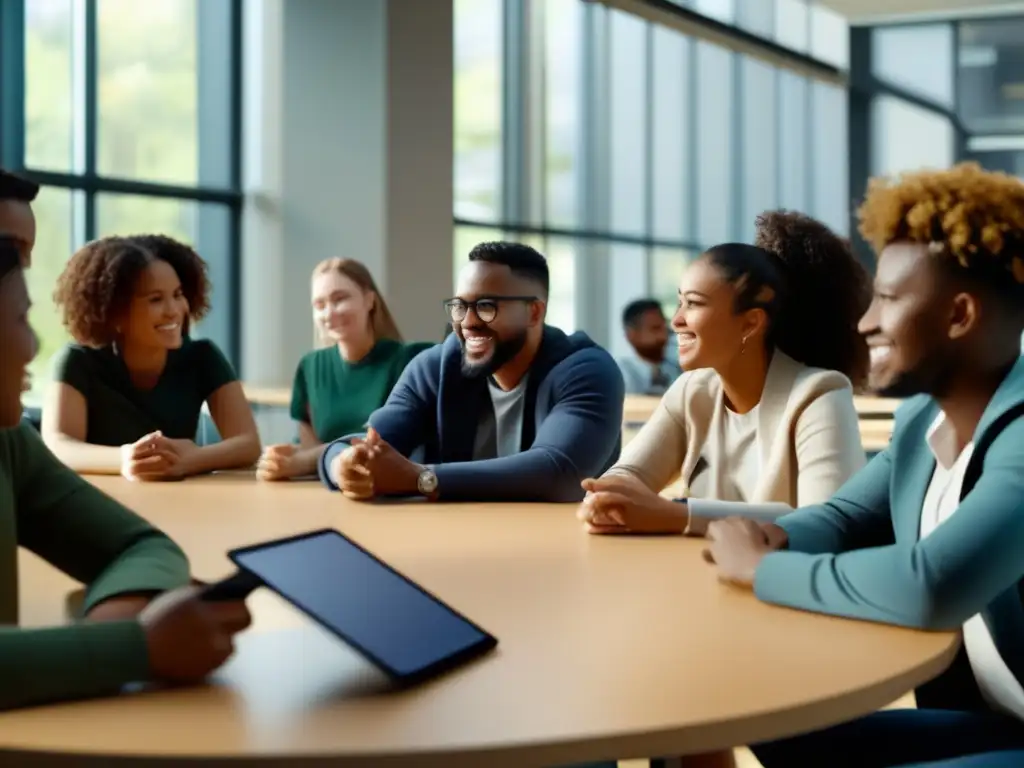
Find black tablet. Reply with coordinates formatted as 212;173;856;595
203;528;498;686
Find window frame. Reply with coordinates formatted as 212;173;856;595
0;0;244;368
452;0;849;351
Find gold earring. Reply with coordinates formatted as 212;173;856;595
741;335;748;354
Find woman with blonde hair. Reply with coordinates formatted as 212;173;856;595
257;258;432;481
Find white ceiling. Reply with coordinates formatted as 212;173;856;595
818;0;1024;23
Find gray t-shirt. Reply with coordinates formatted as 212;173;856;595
472;375;529;460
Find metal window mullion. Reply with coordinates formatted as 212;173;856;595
804;62;815;223
0;0;26;170
951;20;967;163
686;34;698;248
575;1;611;341
848;26;873;269
643;20;654;294
83;0;98;241
501;0;527;226
229;0;244;370
524;0;545;227
731;50;743;242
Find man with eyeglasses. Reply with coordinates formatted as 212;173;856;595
318;241;624;502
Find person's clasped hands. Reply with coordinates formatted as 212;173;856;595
574;474;790;589
575;474;688;534
120;430;200;482
702;517;789;588
329;427;426;500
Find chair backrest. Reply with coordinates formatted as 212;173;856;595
196;410;221;446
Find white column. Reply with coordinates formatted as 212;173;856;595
241;0;454;386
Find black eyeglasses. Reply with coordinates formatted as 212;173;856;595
443;296;538;324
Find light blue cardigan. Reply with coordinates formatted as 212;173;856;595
755;355;1024;694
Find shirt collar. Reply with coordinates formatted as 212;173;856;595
926;412;972;470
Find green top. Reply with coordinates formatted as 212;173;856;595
290;339;433;441
0;423;190;710
53;337;238;446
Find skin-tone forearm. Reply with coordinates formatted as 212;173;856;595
44;435;123;475
290;444;324;477
185;434;261;476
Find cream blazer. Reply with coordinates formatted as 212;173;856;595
609;351;866;530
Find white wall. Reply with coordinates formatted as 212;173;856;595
241;0;454;387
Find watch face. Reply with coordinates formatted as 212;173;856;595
418;470;438;493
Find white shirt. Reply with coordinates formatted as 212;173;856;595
684;405;789;531
919;413;1024;720
689;405;760;502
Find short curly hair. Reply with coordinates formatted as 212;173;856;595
53;234;212;347
705;211;871;388
858;162;1024;306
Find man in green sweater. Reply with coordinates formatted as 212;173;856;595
0;182;250;709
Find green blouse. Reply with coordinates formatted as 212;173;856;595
290;339;432;441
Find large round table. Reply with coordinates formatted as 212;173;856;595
3;475;957;766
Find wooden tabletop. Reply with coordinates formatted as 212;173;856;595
3;476;956;766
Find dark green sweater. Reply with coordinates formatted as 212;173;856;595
0;424;190;709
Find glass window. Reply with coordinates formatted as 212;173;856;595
738;0;774;39
650;247;694;317
608;244;649;359
696;41;734;246
958;18;1024;135
811;81;849;236
24;187;81;406
545;237;577;333
454;0;503;221
452;224;502;293
740;57;778;242
609;9;648;238
24;0;78;173
810;4;849;71
651;26;691;242
872;24;954;109
968;149;1024;179
545;0;582;228
778;70;809;212
774;0;808;54
96;0;202;185
693;0;734;25
872;96;956;177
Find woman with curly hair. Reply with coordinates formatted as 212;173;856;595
576;210;871;541
697;163;1024;767
41;234;261;479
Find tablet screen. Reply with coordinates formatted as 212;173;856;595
229;530;496;681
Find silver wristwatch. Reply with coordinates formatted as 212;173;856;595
417;467;438;496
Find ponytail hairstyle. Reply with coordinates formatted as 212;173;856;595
311;258;402;347
704;211;871;388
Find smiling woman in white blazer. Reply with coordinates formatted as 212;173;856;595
578;211;873;538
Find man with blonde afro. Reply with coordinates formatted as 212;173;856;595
703;163;1024;767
